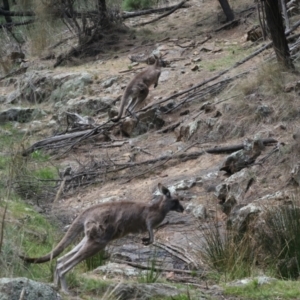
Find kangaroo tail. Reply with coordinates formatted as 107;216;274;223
20;219;84;264
111;90;131;123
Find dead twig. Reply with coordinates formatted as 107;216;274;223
133;1;186;27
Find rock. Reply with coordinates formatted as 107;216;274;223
227;203;262;232
191;65;199;71
192;57;201;62
220;138;264;174
174;119;200;142
101;76;119;88
51;72;93;102
121;117;138;136
227;276;276;287
200;102;216;113
159;70;170;82
284;81;300;92
215;168;256;215
0;277;61;300
110;283;183;300
290;163;300;185
255;104;273;117
108;105;119;119
5;71;93;104
0;107;44;123
186;203;207;220
131;108;164;136
58;97;114;120
94;262;147;278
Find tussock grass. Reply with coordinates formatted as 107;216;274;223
201;222;256;282
257;202;300;279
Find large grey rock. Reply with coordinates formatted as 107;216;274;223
215;169;256;215
94;262;147;278
0;277;61;300
110;283;183;300
65;96;114;115
50;72;93;102
6;71;93;104
0;107;44;123
220;138;264;174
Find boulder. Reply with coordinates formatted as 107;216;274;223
0;107;45;123
0;277;61;300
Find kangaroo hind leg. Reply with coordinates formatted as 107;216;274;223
127;85;149;123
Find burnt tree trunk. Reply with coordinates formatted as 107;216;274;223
97;0;109;27
264;0;294;70
2;0;12;23
218;0;234;22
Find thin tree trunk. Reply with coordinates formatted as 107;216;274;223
264;0;294;70
218;0;234;22
280;0;290;30
2;0;12;23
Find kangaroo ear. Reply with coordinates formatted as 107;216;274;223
158;183;171;197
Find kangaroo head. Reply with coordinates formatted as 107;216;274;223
153;54;167;68
158;183;184;213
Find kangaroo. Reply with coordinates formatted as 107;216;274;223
111;56;166;122
20;183;184;294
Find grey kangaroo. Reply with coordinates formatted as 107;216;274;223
20;183;184;294
112;56;166;122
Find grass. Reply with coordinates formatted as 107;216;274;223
0;197;57;281
224;278;300;299
199;44;252;72
201;222;256;282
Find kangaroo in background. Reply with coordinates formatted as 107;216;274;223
20;183;184;294
111;55;166;122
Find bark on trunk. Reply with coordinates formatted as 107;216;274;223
218;0;234;22
264;0;294;70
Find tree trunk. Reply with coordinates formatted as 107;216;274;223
218;0;234;22
97;0;109;27
264;0;294;70
2;0;12;23
280;0;290;30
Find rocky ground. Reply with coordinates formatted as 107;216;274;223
1;0;300;299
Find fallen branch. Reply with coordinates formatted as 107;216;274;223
122;2;189;19
0;19;34;29
214;19;240;32
133;1;186;27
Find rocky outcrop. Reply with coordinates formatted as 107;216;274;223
0;277;61;300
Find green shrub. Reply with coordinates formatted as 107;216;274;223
122;0;156;11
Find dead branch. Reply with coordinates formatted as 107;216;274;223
58;138;277;192
0;8;35;16
133;1;186;27
0;66;28;82
214;19;240;32
122;2;189;19
0;19;34;29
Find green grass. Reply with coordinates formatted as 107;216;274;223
199;44;252;72
224;279;300;299
0;197;58;281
